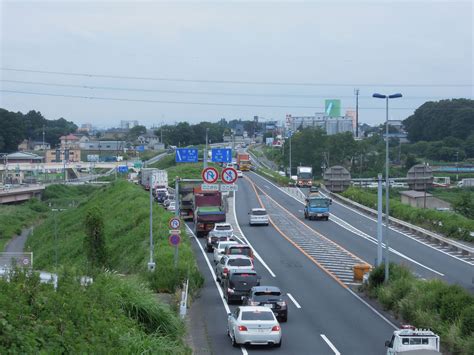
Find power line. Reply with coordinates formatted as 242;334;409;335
2;67;472;87
1;89;421;110
0;79;456;100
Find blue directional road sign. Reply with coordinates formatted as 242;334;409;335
136;145;145;152
117;165;129;173
211;148;232;163
175;148;199;163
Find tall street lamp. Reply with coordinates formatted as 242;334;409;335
372;92;402;283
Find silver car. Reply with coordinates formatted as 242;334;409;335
227;306;282;348
213;240;238;264
249;208;269;226
215;255;254;283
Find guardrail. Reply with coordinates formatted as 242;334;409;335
321;187;474;257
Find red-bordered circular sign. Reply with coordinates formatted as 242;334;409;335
202;167;219;184
169;234;181;246
221;167;238;184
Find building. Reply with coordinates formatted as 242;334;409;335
45;148;81;163
120;120;139;130
4;152;43;164
17;139;51;151
286;114;354;135
77;123;93;133
79;140;125;151
137;133;162;150
400;190;451;210
59;134;80;149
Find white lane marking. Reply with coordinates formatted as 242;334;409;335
250;172;445;276
287;293;302;309
232;191;276;278
320;334;341;355
317;189;474;266
298;209;303;213
346;288;397;329
186;225;230;314
264;184;271;189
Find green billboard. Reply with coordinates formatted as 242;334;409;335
325;99;341;117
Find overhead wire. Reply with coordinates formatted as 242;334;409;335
1;67;472;87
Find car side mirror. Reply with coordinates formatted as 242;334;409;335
330;199;333;205
384;340;390;348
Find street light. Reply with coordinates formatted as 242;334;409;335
372;92;402;283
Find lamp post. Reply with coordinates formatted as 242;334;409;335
372;92;402;283
288;130;292;177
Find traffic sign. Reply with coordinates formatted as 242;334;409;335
221;167;238;184
175;148;199;163
169;229;181;234
118;165;128;173
211;148;232;163
169;234;181;246
201;183;220;191
220;184;238;192
202;167;219;184
168;217;181;230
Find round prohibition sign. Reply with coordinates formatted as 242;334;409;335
168;217;181;230
202;167;219;184
169;234;181;246
221;167;238;184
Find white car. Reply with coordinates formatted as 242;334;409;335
213;240;238;264
227;306;282;348
167;201;176;212
237;170;243;178
249;208;269;226
215;255;254;283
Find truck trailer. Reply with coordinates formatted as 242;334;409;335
237;153;251;171
193;187;226;237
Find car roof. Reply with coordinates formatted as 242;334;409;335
238;306;274;313
217;241;238;248
226;244;250;248
251;286;281;293
251;208;266;212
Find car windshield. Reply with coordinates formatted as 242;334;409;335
252;210;267;216
228;247;251;256
241;311;274;321
253;291;282;302
309;199;329;208
218;242;234;250
298;173;312;179
228;258;252;267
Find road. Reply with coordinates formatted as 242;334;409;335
245;171;474;292
188;175;397;354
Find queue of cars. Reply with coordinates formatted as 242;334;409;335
204;217;286;348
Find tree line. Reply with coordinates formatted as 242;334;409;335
0;108;77;153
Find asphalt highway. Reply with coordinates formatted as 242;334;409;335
245;171;474;292
188;175;397;354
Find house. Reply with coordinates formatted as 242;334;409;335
4;152;43;164
17;139;51;151
137;133;163;150
400;190;451;210
59;134;80;149
45;148;81;163
32;142;51;151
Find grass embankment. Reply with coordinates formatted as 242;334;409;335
0;270;188;353
255;167;290;186
0;200;48;251
27;180;203;293
364;264;474;354
341;187;474;242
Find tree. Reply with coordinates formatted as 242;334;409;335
84;207;107;269
453;192;474;219
126;125;147;142
404;154;417;170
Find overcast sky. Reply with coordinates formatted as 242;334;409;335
1;0;472;128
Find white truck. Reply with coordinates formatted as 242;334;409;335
457;178;474;188
296;166;313;187
385;326;441;355
140;168;168;191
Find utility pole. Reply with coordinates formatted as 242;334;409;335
289;130;292;177
42;125;45;150
148;174;155;271
355;88;359;138
455;151;459;181
204;128;209;169
377;174;383;266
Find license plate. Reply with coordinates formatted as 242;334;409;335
264;304;274;308
257;329;266;333
317;214;322;217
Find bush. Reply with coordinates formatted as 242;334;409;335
460;305;474;337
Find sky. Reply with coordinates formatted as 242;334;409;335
0;0;472;128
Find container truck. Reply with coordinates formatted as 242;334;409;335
237;153;251;171
178;181;202;220
457;178;474;188
140;168;158;190
304;196;331;221
193;187;226;237
297;166;313;187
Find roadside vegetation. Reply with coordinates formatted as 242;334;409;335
340;187;474;242
0;268;189;353
364;263;474;354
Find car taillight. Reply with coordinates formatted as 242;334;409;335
223;267;229;274
238;326;248;331
271;325;281;332
227;288;234;293
277;301;286;306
